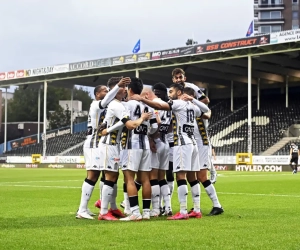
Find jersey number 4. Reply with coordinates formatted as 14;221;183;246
134;105;148;117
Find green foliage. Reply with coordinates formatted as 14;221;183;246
1;86;92;124
48;105;71;130
185;39;198;45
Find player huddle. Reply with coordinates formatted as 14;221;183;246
76;68;224;221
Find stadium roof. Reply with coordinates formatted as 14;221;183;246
1;29;300;89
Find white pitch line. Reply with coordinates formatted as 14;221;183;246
0;184;299;198
0;180;82;184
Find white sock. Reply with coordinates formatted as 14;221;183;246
160;181;172;211
167;181;174;198
190;182;201;213
110;184;117;210
124;192;130;211
99;180;104;200
78;180;95;212
151;181;160;211
100;184;113;215
205;183;221;208
177;181;188;215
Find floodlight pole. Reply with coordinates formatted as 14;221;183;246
71;86;74;134
4;88;7;152
43;81;47;157
257;78;260;111
135;69;139;78
247;55;252;154
37;85;41;143
285;75;289;108
230;80;234;112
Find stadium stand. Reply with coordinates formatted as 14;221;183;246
273;139;300;155
2;94;300;157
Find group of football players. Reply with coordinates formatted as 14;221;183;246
76;68;224;221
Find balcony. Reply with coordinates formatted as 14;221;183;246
258;17;284;22
256;4;285;10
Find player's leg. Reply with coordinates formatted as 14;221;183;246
168;144;193;220
98;144;121;221
94;170;105;209
208;145;217;184
139;149;152;219
158;142;172;216
120;149;143;221
197;146;223;216
149;151;160;216
76;148;100;219
166;145;175;197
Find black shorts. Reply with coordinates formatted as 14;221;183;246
290;156;298;165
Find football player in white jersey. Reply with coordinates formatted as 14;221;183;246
130;84;209;220
118;78;158;221
183;88;224;216
76;78;130;219
98;77;152;221
140;84;173;217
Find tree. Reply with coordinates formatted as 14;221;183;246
1;85;92;123
186;39;198;46
48;105;71;130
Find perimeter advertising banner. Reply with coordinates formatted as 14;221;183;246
270;29;300;44
10;135;38;149
69;59;111;71
195;35;270;54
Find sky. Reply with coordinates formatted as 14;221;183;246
0;0;253;95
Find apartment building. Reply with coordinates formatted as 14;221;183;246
254;0;300;34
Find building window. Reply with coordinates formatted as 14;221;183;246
261;11;281;19
260;25;282;33
292;25;299;29
292;0;298;4
272;25;281;32
292;11;299;19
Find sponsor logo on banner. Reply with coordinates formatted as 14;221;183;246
235;165;282;172
253;156;290;164
69;59;111;71
25;164;38;168
0;156;6;163
53;64;69;73
41;127;71;140
55;156;77;164
26;66;54;77
195;35;270;54
10;136;38;149
151;51;162;60
7;71;16;79
48;164;64;169
112;56;125;65
0;72;6;81
16;70;25;78
1;164;15;168
124;54;137;63
179;46;195;55
270;29;300;44
215;165;228;171
161;49;180;58
137;52;151;62
76;164;85;169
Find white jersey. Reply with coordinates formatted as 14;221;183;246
193;114;210;146
153;98;172;143
100;99;128;145
168;99;201;146
84;100;106;148
184;82;206;101
122;100;157;150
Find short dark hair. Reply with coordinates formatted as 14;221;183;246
94;85;106;96
183;87;195;98
152;82;167;92
128;77;143;95
172;68;185;77
107;77;122;89
169;83;184;94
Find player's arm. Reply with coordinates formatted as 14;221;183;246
130;95;170;111
202;110;211;119
122;112;152;130
289;148;292;159
99;77;131;108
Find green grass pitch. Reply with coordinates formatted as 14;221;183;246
0;169;299;250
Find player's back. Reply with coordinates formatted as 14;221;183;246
170;99;200;146
123;100;152;149
84;100;105;148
